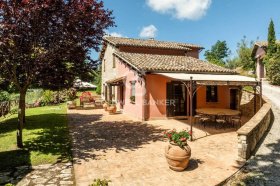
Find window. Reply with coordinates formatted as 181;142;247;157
130;81;136;103
103;59;106;72
206;86;218;102
113;56;116;68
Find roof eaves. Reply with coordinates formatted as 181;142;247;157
113;52;143;73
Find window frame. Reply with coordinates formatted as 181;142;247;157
113;55;116;68
130;81;136;104
206;85;218;103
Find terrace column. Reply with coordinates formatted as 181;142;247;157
190;77;193;141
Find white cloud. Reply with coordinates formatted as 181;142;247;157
146;0;211;20
139;25;158;38
108;32;123;37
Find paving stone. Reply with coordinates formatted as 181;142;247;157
61;168;72;174
32;177;47;184
30;175;41;179
0;171;12;176
56;173;72;178
16;178;30;186
32;164;52;170
0;175;11;184
60;180;74;185
16;165;30;170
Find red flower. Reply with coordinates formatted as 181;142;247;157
180;137;187;142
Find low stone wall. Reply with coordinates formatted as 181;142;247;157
237;94;272;161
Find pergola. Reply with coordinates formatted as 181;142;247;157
155;73;262;141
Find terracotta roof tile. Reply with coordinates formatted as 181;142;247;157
255;41;280;47
104;36;203;50
114;51;235;74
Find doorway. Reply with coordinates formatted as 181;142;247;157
166;82;187;117
230;89;238;110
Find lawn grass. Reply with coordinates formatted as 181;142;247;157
0;104;71;170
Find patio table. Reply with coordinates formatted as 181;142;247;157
195;108;241;128
195;108;240;116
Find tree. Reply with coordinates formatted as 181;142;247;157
236;36;255;70
267;19;277;57
204;40;230;66
92;69;102;95
0;0;114;147
266;50;280;85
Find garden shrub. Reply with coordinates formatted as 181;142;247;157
266;56;280;85
66;88;77;101
0;91;10;102
90;179;111;186
26;89;44;104
41;90;55;105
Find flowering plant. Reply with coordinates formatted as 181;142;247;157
164;129;191;148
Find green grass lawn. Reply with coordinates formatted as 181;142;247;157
0;104;71;171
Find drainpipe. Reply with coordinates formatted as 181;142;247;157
142;76;147;121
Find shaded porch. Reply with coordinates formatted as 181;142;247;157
155;73;262;140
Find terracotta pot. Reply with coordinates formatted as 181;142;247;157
165;142;191;171
107;105;117;114
67;101;76;109
103;103;108;111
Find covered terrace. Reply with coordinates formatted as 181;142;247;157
154;72;262;141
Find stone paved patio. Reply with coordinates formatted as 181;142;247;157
68;109;242;186
0;163;74;186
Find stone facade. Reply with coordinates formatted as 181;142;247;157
237;94;272;161
101;43;117;100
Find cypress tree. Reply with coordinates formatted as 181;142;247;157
267;19;277;57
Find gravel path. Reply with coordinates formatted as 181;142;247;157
226;81;280;185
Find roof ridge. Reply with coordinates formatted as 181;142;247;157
103;36;204;49
114;51;235;74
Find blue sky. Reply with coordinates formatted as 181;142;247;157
93;0;280;60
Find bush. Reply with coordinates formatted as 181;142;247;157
266;56;280;85
0;91;10;102
66;88;77;101
90;179;111;186
41;90;55;105
26;89;44;104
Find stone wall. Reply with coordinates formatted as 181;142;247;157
237;93;272;161
240;91;262;119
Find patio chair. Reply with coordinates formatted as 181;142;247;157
199;114;211;128
215;113;227;129
193;114;204;125
231;112;242;129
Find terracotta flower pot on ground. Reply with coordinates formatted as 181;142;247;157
67;101;76;109
165;142;191;171
103;103;108;111
107;105;117;114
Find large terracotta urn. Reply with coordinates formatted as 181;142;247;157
107;105;117;114
165;142;191;171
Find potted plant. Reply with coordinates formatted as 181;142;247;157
164;129;191;171
102;101;109;111
107;101;117;114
